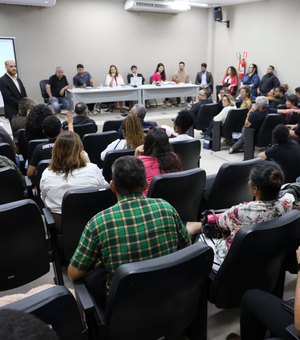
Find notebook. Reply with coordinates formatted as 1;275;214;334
130;76;143;87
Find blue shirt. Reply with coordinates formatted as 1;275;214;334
73;71;93;87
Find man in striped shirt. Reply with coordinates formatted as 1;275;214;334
68;156;191;303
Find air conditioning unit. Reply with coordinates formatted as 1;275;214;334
0;0;56;7
124;0;190;14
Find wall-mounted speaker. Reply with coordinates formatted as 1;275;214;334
213;7;223;22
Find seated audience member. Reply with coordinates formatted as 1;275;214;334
257;65;280;96
73;63;95;88
46;67;71;114
267;84;286;108
295;86;300;105
226;246;300;340
189;88;213;121
272;94;300;122
62;102;96;130
216;66;238;101
287;121;300;142
0;309;58;340
206;94;236;138
216;87;231;112
169;110;195;143
10;97;36;143
67;156;191;306
240;63;260;100
172;61;191;105
237;86;252;111
229;96;270;154
152;63;171;108
0;125;15;152
26;115;62;177
105;64;125;113
135;127;182;195
101;113;144;161
40;131;106;232
195;62;214;97
194;162;293;269
25;104;53;142
127;64;145;85
0;155;26;189
257;124;300;183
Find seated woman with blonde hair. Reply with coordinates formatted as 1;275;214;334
40;131;106;232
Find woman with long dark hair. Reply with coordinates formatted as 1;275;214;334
152;63;171;108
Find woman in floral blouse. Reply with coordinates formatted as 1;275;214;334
214;162;293;266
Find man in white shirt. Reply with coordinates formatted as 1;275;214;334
0;60;27;120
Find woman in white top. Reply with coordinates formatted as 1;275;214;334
101;113;145;161
40;131;106;232
105;65;125;113
169;109;195;143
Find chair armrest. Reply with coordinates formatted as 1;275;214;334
244;127;255;160
212;121;222;152
285;324;300;339
43;207;55;228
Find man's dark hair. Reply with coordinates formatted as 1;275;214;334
74;102;88;115
269;65;275;71
42;115;62;139
275;85;286;95
201;63;207;68
179;61;185;65
295;87;300;94
174;110;194;133
26;104;54;140
0;309;58;340
76;64;84;69
130;65;137;70
287;94;299;106
112;156;146;195
272;124;289;145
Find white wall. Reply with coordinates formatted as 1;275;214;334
0;0;208;102
212;0;300;92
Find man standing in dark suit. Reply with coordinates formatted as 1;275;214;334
0;60;27;120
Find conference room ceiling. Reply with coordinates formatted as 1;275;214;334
120;0;265;7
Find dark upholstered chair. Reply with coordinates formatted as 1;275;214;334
0;142;16;163
44;186;117;262
195;103;219;131
102;120;124;133
27;138;48;164
147;168;206;222
244;114;285;160
0;166;27;204
75;242;213;340
208;210;300;308
171;139;201;170
83;132;120;169
0;285;88;340
203;158;265;210
212;108;248;151
102;148;135;183
17;128;28;161
0;199;63;290
72;123;98;140
39;79;50;104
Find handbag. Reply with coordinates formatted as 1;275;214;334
201;210;230;239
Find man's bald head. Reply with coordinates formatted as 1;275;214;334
5;60;17;76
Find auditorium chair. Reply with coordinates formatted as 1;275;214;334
195;103;219;132
0;166;28;204
0;142;17;163
171;139;201;170
82;131;120;169
147;168;206;222
72;123;98;141
244;113;285;160
208;210;300;308
212;107;248;151
102;119;124;133
27;138;48;164
75;242;213;340
0;285;88;340
39;79;50;105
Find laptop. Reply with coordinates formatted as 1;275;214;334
130;76;143;87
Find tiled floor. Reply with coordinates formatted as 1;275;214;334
0;104;297;339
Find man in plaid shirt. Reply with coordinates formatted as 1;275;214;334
68;156;191;303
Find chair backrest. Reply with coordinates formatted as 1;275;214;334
36;159;51;196
1;285;88;340
147;168;206;222
39;79;49;104
195;103;220;130
102;120;124;133
17;129;28;161
206;158;265;210
27;139;48;163
171;139;201;170
209;210;300;308
102;148;135;183
61;186;117;261
73;123;98;141
256;114;285;147
222;108;248;139
106;243;213;340
0;166;27;204
82;131;120;169
0;199;51;290
149;75;153;84
0;142;16;163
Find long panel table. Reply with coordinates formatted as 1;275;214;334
67;86;141;107
67;83;199;108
